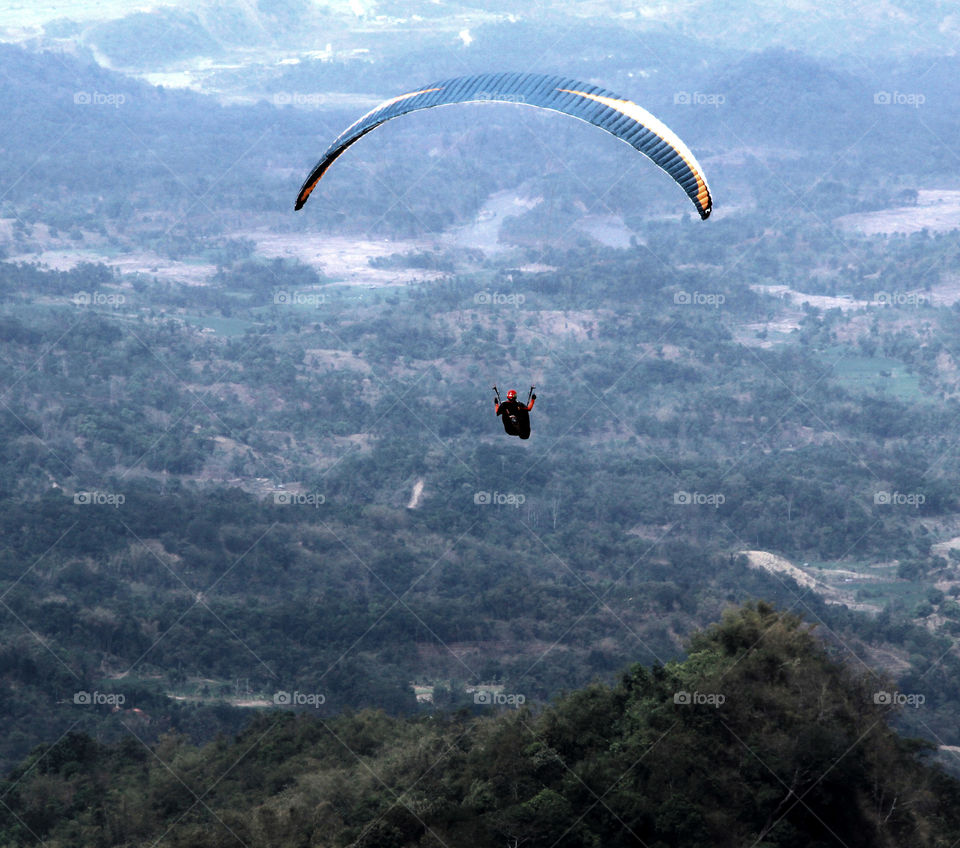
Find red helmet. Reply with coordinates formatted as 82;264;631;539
507;389;517;400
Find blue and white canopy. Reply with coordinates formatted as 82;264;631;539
295;72;712;219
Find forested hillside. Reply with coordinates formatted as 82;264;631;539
3;605;958;847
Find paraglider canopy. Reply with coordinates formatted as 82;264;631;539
295;71;712;219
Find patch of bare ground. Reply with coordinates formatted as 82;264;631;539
742;283;946;348
777;423;836;449
935;350;959;385
751;284;873;312
836;189;960;235
920;513;960;536
435;307;613;351
515;263;557;273
407;477;425;509
925;273;960;307
741;550;822;590
303;349;372;372
180;424;375;491
835;312;940;347
236;230;450;286
636;342;688;361
923;519;960;563
740;284;873;348
858;643;913;677
931;535;960;558
8;247;218;285
740;550;883;611
735;316;803;347
523;309;609;342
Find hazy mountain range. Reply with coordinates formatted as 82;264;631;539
3;0;959;100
